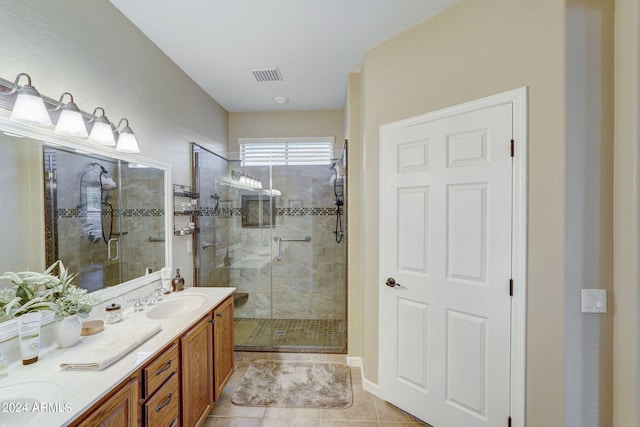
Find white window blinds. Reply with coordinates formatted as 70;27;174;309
239;137;334;166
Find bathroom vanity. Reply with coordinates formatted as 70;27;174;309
0;287;235;427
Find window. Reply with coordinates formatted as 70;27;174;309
238;137;335;166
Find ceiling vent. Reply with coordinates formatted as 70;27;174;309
250;67;283;82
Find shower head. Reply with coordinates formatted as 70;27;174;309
92;162;108;174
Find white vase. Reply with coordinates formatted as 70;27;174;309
54;315;82;348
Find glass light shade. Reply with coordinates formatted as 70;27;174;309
55;106;88;137
88;117;116;146
10;89;52;126
115;128;140;153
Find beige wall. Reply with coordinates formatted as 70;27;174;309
345;73;363;358
358;0;592;425
228;110;344;155
0;0;229;288
0;138;44;274
613;0;640;425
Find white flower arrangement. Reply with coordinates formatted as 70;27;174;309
0;260;98;321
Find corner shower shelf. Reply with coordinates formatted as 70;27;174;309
174;209;201;216
173;184;200;236
174;228;200;236
173;184;200;199
174;190;199;198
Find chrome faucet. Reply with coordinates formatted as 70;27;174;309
143;288;162;306
127;298;144;312
152;283;165;303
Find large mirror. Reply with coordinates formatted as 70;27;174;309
0;116;171;333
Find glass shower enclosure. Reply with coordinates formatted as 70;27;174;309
192;143;347;352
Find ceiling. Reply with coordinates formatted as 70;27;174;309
109;0;459;113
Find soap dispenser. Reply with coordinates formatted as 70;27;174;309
172;269;185;292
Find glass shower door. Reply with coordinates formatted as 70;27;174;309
221;161;274;349
268;164;346;351
44;147;123;291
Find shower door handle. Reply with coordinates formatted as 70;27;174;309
273;236;312;261
108;238;119;261
274;236;282;261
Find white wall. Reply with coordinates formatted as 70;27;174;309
0;0;230;287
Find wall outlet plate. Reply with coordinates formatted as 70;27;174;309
581;289;606;313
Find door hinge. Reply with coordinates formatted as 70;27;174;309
508;415;512;427
510;139;515;157
509;278;514;296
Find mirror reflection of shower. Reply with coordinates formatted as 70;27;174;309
79;162;117;243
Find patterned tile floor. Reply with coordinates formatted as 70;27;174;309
205;352;430;427
235;318;346;351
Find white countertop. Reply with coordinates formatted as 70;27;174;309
0;287;235;427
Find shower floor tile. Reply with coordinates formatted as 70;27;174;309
234;318;346;352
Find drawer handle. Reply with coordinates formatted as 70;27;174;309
169;419;178;427
155;359;172;376
216;313;223;318
156;392;173;413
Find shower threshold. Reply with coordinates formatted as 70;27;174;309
234;318;346;353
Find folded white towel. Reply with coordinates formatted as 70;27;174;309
60;323;161;371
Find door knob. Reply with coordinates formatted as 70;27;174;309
385;277;400;288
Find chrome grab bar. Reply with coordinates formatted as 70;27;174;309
273;235;312;261
202;240;223;249
148;236;165;242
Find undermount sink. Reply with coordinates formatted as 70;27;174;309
145;293;208;320
0;381;62;426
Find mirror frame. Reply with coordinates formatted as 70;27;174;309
0;114;173;341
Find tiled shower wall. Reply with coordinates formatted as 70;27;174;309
195;150;346;322
119;165;165;280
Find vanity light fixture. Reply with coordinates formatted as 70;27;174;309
0;72;143;154
87;107;116;146
115;118;140;153
51;92;88;137
3;73;52;126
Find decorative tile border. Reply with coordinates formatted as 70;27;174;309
278;207;337;216
57;206;336;218
57;208;164;218
197;207;339;217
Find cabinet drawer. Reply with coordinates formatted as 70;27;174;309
143;343;178;398
144;372;180;427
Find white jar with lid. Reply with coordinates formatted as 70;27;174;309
105;303;123;324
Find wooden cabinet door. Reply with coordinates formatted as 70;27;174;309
181;315;213;427
213;296;234;400
74;378;139;427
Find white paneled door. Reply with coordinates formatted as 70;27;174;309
379;95;519;427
